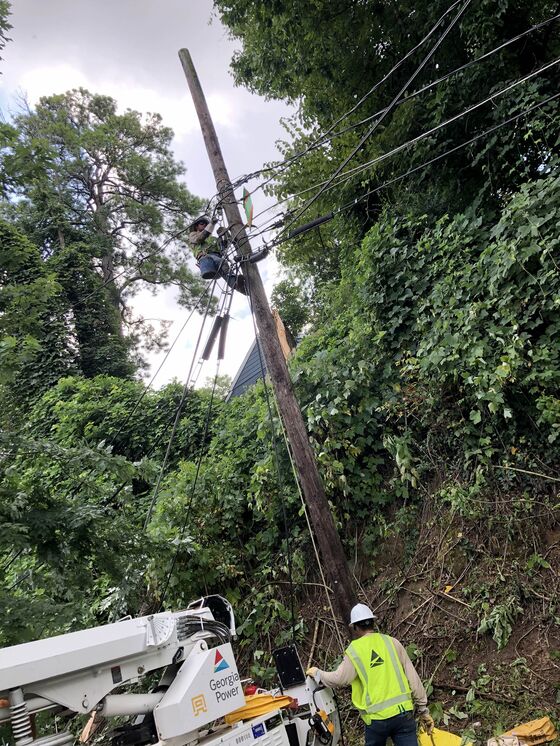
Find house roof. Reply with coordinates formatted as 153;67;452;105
225;337;266;402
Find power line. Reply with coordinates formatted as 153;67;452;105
10;281;217;512
156;359;221;611
243;2;476;237
329;57;560;186
77;224;193;305
336;93;560;213
270;90;560;247
143;274;221;528
272;0;474;240
157;274;237;610
107;283;214;447
288;13;560;171
242;88;559;253
237;10;560;202
233;0;467;193
259;55;560;232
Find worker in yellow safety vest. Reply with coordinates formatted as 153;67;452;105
307;604;434;746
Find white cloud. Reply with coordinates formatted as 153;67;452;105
16;63;237;139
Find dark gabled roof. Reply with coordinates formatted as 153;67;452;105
226;338;266;401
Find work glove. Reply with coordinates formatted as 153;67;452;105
306;666;320;681
419;712;435;735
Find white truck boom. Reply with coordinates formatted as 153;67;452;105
0;595;340;746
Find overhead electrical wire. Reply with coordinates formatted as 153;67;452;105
78;223;194;305
106;283;215;448
243;57;560;245
270;0;474;242
233;10;560;202
242;2;476;236
294;56;560;196
38;241;233;517
157;272;237;610
315;91;560;228
307;13;560;151
143;273;222;529
238;89;560;258
156;363;222;611
232;0;467;193
22;280;217;510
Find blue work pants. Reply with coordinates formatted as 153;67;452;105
364;712;418;746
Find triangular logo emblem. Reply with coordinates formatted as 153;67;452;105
214;650;230;673
370;649;384;668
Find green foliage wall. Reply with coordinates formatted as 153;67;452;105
1;8;558;713
1;88;206;372
0;375;223;644
293;170;560;515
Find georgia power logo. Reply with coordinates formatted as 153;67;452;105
210;650;240;702
214;649;230;673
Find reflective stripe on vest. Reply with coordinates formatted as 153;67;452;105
346;633;413;723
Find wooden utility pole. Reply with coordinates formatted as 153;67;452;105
179;49;357;624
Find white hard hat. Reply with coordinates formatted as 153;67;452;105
350;603;375;625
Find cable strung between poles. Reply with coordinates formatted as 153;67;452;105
283;12;560;171
236;10;560;204
39;282;217;510
107;284;215;449
301;57;560;197
270;0;473;240
331;90;560;218
157;275;237;611
78;223;197;305
247;55;560;243
225;14;560;249
239;90;560;257
156;359;223;611
231;0;467;195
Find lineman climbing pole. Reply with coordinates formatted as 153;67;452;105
179;49;357;625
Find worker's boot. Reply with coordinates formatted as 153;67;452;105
234;274;247;295
219;264;247;295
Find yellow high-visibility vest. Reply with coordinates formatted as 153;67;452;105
346;633;413;724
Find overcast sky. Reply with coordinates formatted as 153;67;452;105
1;0;295;386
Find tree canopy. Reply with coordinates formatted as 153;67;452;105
0;0;10;65
2;89;207;373
216;0;560;275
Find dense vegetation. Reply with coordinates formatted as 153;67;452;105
1;0;559;741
